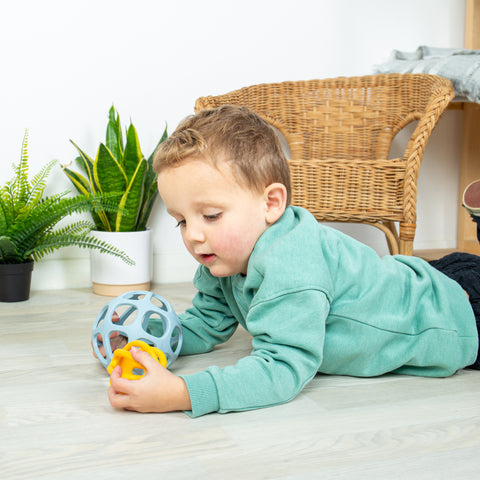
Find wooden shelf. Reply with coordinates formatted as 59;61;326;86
456;1;480;254
422;1;480;259
414;248;462;261
415;243;480;262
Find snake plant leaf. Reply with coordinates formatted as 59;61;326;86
159;124;168;144
69;140;98;192
135;125;167;230
66;144;113;230
123;123;143;181
137;179;158;231
106;106;124;165
94;144;129;231
62;106;167;232
109;106;124;150
61;167;108;228
62;166;92;195
94;143;127;194
116;158;147;232
145;124;168;187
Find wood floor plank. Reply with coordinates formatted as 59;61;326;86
1;284;479;479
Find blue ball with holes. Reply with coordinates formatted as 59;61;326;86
92;291;183;369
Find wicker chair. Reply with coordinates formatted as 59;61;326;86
195;74;454;255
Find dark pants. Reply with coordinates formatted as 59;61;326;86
429;252;480;370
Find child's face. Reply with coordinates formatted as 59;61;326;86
157;159;269;277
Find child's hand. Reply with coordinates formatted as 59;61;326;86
108;348;192;413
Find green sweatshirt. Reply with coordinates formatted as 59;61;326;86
176;206;478;417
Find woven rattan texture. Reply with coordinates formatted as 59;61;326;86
195;74;454;254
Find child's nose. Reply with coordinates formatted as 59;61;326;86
184;223;206;243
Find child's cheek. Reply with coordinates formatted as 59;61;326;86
214;229;253;256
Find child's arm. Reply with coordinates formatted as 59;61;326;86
176;267;240;355
181;288;330;417
108;348;192;412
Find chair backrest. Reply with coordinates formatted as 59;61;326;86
195;74;453;227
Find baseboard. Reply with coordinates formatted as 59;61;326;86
30;252;198;291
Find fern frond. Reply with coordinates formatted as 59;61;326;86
0;193;11;228
52;220;96;236
9;196;90;243
10;130;31;207
0;184;17;227
27;159;58;206
0;236;22;263
27;232;134;264
11;192;69;232
2;134;132;264
8;194;124;260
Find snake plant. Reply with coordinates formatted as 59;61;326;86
62;106;167;232
0;131;133;265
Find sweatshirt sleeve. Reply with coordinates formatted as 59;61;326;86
179;267;239;355
180;287;330;417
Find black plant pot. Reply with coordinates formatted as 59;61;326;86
0;260;34;302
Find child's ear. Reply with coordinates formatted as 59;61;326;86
264;183;288;224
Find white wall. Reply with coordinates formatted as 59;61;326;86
0;0;466;290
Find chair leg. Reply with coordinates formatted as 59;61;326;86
383;221;400;255
367;221;400;255
399;239;413;256
399;222;416;256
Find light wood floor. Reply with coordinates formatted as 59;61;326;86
1;283;480;480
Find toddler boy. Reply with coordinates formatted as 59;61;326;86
108;105;479;417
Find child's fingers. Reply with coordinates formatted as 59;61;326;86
108;384;131;409
130;348;166;372
107;351;168;411
108;365;145;410
109;366;132;392
108;367;139;408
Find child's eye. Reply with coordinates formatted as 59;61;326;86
204;212;222;222
175;219;186;228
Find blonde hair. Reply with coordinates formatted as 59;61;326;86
153;105;291;204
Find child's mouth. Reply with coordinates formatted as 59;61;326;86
200;254;216;264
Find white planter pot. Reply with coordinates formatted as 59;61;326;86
90;229;153;296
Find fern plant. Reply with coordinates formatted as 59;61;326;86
0;131;133;265
62;106;167;232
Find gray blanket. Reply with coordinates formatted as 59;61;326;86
375;46;480;103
